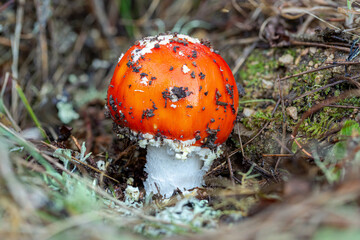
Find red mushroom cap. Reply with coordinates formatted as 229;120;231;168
107;34;239;149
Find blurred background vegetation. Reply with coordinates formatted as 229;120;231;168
1;0;360;239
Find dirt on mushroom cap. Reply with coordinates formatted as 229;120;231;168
107;34;239;148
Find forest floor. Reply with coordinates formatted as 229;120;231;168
1;0;360;239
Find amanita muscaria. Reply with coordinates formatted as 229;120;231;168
107;34;239;198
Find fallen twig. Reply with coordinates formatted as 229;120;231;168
290;40;351;52
279;64;336;82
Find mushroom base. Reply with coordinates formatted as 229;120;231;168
144;145;207;198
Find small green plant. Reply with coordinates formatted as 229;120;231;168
15;83;48;140
314;120;360;184
331;120;360;160
238;164;261;182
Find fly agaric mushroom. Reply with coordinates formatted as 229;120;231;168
107;34;239;198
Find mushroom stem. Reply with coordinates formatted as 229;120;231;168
144;145;206;198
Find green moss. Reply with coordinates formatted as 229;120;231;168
239;49;278;92
242;110;273;130
245;144;258;155
284;48;297;58
338;96;360;106
238;46;360;162
299;112;337;138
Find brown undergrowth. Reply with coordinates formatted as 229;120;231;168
1;0;360;239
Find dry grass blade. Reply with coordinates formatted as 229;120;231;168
37;211;140;240
232;41;258;75
11;0;23;80
0;73;21;131
34;0;49;81
90;0;117;49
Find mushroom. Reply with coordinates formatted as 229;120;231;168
107;34;239;198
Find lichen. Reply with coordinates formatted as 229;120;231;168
135;198;220;237
56;101;79;124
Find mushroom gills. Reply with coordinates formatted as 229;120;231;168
144;145;206;198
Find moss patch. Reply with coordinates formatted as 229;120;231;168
237;47;360;163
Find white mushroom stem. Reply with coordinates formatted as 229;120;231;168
144;145;206;198
140;142;222;198
136;133;222;198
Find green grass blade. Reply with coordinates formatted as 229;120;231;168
0;122;58;178
15;83;48;141
238;99;277;105
118;0;135;38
